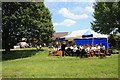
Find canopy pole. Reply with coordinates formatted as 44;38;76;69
92;38;94;45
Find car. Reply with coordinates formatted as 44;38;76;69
19;42;29;48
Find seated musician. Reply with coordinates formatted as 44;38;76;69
100;43;105;53
85;45;92;57
73;45;78;52
95;44;100;56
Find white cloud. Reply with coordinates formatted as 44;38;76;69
72;6;94;14
85;6;94;13
53;19;76;27
58;8;88;20
45;0;95;2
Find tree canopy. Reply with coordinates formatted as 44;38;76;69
2;2;54;52
91;2;120;34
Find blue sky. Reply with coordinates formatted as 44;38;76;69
44;1;95;33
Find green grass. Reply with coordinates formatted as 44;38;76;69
1;47;119;78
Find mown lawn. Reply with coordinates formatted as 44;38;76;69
1;47;119;78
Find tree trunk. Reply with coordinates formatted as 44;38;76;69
5;48;10;54
4;42;11;54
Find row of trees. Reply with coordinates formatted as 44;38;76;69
2;2;120;52
2;2;54;52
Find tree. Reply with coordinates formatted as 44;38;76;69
2;2;54;53
91;2;120;34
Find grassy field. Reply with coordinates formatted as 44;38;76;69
1;47;119;78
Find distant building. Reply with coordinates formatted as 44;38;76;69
52;32;68;47
116;32;120;36
53;32;68;40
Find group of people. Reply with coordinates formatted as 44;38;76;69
65;43;106;57
49;41;107;58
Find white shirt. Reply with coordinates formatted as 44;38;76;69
73;47;78;52
79;46;83;50
65;47;68;50
86;47;90;52
98;46;100;50
70;46;73;49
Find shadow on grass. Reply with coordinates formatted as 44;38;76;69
2;49;43;61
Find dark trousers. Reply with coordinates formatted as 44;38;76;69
62;51;65;56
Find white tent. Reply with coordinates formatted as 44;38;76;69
63;29;108;40
65;29;88;40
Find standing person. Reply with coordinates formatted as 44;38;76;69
61;41;67;56
80;45;86;58
54;41;59;51
100;43;105;53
